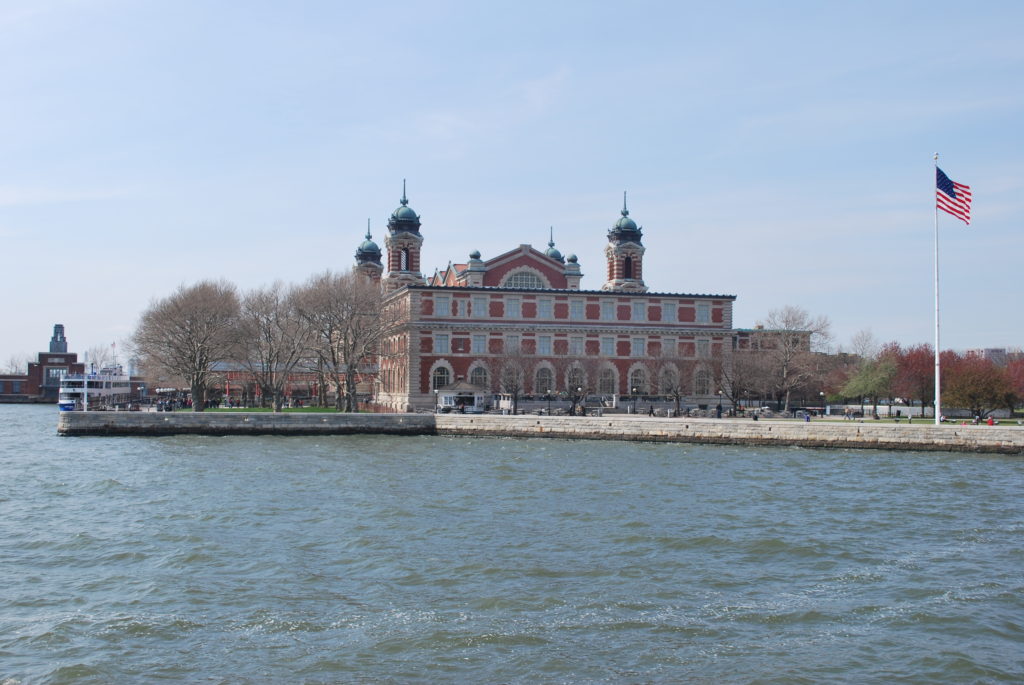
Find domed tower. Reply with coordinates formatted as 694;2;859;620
354;219;383;283
383;180;425;290
544;227;565;264
601;191;647;292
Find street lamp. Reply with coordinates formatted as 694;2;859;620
717;390;723;418
631;387;638;414
577;387;583;416
545;390;552;415
819;391;826;418
434;388;439;414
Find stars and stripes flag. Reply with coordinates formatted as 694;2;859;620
936;167;971;225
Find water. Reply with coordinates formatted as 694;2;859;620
1;404;1022;683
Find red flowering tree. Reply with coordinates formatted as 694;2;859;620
895;343;935;416
942;352;1012;418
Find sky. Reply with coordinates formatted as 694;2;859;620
2;0;1022;364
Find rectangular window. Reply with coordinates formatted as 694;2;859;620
601;300;615;321
631;337;646;357
662;302;677;322
433;334;449;354
472;295;487;318
471;334;486;354
569;336;584;356
538;298;553;319
13;381;22;393
697;339;710;358
569;299;584;321
632;301;646;321
435;295;450;317
601;336;615;357
537;336;552;356
697;303;711;323
506;297;521;319
506;334;521;353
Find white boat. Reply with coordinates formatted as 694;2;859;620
58;365;133;411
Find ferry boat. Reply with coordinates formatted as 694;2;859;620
58;365;133;411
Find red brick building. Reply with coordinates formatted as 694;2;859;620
0;325;85;403
360;188;737;412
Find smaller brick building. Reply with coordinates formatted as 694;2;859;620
0;324;86;403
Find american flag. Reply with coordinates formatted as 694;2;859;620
936;167;971;225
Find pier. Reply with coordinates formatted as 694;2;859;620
57;412;1024;454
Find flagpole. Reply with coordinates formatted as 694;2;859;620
933;153;941;426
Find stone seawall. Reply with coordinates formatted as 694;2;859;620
57;412;1024;454
436;415;1024;454
57;411;435;436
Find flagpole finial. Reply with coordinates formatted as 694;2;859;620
934;152;939;162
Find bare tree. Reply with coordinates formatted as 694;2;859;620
756;305;832;411
2;353;32;374
649;346;696;415
235;281;314;412
132;280;240;412
498;345;528;415
295;270;392;412
83;344;116;370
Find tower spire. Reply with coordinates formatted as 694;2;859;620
622;190;629;216
366;218;372;240
400;179;408;206
548;225;555;248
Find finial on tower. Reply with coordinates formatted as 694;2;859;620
548;225;555;248
400;179;408;206
622;190;629;216
366;218;372;240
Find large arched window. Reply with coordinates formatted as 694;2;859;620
599;368;616;395
624;256;633;279
400;248;409;271
470;366;489;389
629;368;648;394
535;367;554;394
502;270;546;289
431;367;450;390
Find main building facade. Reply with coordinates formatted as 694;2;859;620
355;186;736;412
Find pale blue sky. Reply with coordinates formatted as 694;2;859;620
2;0;1021;362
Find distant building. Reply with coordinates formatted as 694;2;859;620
0;324;85;403
359;187;737;412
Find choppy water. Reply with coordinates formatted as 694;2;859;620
1;405;1022;683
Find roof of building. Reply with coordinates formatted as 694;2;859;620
400;283;736;299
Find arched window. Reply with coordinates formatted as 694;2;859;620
470;366;489;389
599;368;616;394
624;256;633;279
694;369;710;396
535;367;554;394
431;367;450;391
502;270;546;289
629;368;647;394
400;248;409;271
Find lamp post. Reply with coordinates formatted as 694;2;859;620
819;391;826;418
545;391;552;415
577;387;583;416
631;387;638;414
717;390;723;418
434;388;439;414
